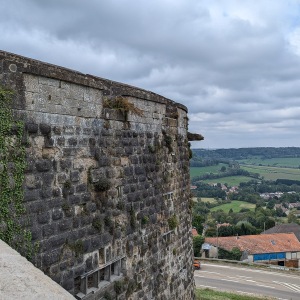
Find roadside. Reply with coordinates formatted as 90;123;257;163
195;288;275;300
196;258;300;276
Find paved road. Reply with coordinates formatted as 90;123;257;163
194;263;300;300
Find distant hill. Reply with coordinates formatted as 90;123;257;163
192;147;300;160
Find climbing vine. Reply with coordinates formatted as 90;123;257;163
0;85;35;260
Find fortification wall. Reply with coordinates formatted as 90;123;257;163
0;51;194;300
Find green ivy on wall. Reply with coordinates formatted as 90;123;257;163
0;85;35;260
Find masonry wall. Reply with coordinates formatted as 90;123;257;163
0;51;194;300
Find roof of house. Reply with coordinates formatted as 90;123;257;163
205;233;300;255
262;223;300;241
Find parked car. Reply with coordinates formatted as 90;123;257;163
194;259;201;270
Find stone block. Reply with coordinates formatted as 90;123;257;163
42;249;61;267
36;159;52;172
58;219;73;232
52;208;63;221
60;159;72;170
70;171;80;182
53;126;62;135
25;175;41;190
39;123;51;135
43;223;57;238
41;173;54;185
25;122;38;133
37;212;50;224
68;137;77;147
75;184;87;193
69;195;81;205
57;137;65;146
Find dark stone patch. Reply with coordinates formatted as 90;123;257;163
39;123;51;135
36;159;52;172
76;184;87;193
52;208;63;220
25;122;38;133
37;212;50;224
70;171;80;182
43;223;57;238
68;137;77;146
24;189;40;202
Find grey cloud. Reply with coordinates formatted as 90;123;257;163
2;0;300;148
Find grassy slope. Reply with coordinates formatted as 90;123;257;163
240;165;300;181
201;176;254;186
210;200;256;213
237;157;300;168
195;288;274;300
190;165;226;177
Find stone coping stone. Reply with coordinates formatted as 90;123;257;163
0;239;75;300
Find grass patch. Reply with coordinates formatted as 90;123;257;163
190;164;227;178
200;197;218;204
195;288;274;300
201;176;254;186
210;200;256;213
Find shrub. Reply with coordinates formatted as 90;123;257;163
103;96;143;117
141;216;149;225
168;215;178;230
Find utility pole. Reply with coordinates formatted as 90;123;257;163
216;222;219;259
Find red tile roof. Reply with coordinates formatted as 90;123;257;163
205;233;300;254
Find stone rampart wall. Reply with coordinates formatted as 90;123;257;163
0;51;194;300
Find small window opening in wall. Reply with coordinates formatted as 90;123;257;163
99;268;105;281
75;256;126;298
59;80;62;88
48;95;51;101
74;276;81;295
99;248;105;265
106;247;111;262
87;273;98;291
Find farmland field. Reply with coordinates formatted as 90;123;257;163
200;197;218;204
190;164;227;178
237;157;300;168
240;165;300;181
210;200;256;213
200;176;254;186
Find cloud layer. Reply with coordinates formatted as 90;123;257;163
2;0;300;148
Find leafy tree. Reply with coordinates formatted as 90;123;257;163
288;212;299;224
192;215;205;235
218;247;242;260
193;235;205;257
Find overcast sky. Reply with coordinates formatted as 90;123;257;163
2;0;300;149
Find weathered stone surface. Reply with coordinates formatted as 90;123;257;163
0;51;194;300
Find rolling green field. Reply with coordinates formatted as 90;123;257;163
190;164;227;177
210;200;256;213
201;176;254;186
238;157;300;168
240;164;300;181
